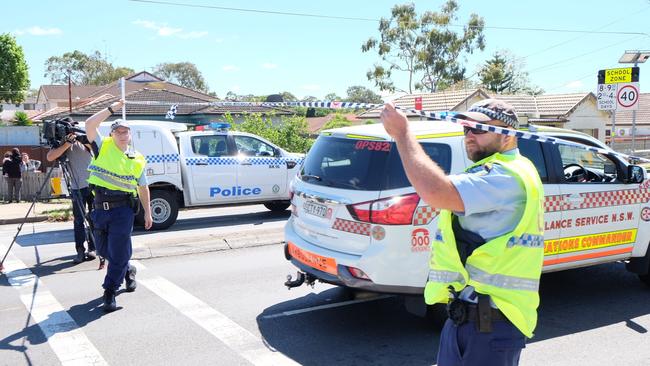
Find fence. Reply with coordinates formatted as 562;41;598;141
0;169;65;202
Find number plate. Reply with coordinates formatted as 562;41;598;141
288;242;337;275
303;201;328;218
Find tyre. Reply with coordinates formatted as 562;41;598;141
144;190;179;230
263;201;290;212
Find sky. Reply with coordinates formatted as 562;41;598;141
4;0;650;100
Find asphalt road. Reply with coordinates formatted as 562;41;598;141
1;204;650;365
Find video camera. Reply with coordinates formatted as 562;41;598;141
43;117;89;147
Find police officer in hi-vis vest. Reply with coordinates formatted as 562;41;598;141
86;99;153;312
381;99;544;366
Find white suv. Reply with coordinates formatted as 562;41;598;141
284;120;650;297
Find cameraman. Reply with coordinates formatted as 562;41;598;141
46;122;99;264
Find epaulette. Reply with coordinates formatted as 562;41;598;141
467;162;492;175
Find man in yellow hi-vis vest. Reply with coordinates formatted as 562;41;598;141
86;99;153;312
381;99;544;366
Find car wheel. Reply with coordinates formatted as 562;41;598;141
146;190;179;230
264;201;290;212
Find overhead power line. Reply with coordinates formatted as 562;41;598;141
129;0;649;36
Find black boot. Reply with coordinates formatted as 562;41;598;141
125;265;137;293
102;289;117;312
73;252;85;264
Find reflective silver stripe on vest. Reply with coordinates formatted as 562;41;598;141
88;171;137;191
466;264;539;292
507;233;544;248
428;269;465;284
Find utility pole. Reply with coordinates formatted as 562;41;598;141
68;72;72;113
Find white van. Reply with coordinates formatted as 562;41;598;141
283;121;650;302
91;121;304;230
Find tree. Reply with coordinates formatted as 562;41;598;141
302;96;318;102
153;62;208;92
279;91;297;102
0;33;30;103
324;92;341;101
345;85;382;103
478;51;543;95
44;50;133;85
362;1;485;93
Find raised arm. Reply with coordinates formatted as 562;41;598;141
86;100;124;143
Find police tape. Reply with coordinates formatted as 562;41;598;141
124;100;650;163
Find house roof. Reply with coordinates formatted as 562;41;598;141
358;89;490;118
195;104;294;116
47;88;293;119
358;89;597;120
84;71;217;101
615;93;650;125
37;85;105;103
68;88;214;117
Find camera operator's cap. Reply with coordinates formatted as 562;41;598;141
455;99;519;129
110;119;130;131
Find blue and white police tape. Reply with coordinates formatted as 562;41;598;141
123;100;650;163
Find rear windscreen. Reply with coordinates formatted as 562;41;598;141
299;136;451;190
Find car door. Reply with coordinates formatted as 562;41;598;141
552;140;640;268
518;138;563;268
234;135;288;200
187;134;238;203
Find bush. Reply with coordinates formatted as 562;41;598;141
13;111;32;126
322;114;352;130
229;113;314;153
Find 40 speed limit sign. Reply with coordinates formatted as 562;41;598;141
617;82;640;110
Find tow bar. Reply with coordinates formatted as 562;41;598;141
284;271;317;289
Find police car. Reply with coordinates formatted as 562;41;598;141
284;120;650;300
90;121;304;230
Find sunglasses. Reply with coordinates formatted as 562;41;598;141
463;126;488;135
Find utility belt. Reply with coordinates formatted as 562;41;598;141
91;184;138;212
447;286;507;332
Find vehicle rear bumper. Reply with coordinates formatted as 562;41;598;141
283;242;423;295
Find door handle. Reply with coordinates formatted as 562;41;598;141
240;161;252;165
195;161;208;166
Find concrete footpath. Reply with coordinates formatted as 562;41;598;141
1;202;287;260
0;200;71;225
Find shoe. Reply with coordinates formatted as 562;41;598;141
73;252;85;264
85;251;96;260
125;265;137;293
102;289;117;312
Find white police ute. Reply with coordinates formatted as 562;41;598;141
91;121;304;230
283;120;650;312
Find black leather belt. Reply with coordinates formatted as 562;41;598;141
94;199;131;211
465;303;507;322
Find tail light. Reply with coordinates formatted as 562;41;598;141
347;266;371;280
347;193;420;225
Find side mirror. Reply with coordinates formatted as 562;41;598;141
627;165;645;184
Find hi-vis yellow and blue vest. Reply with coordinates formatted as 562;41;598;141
87;137;146;195
424;152;544;338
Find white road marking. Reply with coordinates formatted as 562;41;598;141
1;245;108;366
261;295;393;319
131;260;299;366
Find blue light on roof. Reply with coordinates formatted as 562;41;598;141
208;122;231;130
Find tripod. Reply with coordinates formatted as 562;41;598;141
58;156;105;269
0;154;104;272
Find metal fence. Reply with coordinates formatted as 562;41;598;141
0;169;63;202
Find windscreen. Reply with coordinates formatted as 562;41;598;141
299;136;451;191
